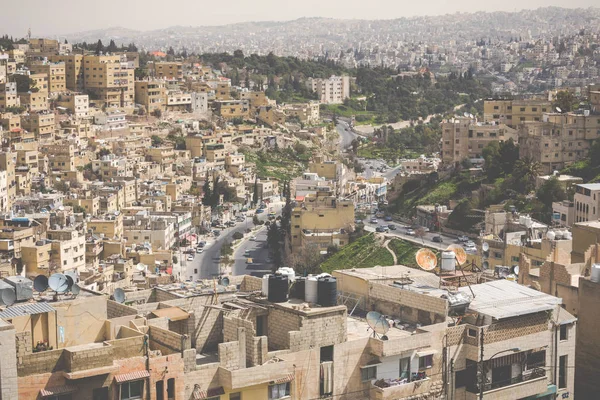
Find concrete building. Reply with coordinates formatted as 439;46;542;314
483;98;551;127
29;62;66;94
307;75;351;104
441;117;518;164
56;92;89;119
150;61;183;80
573;183;600;223
213;99;250;119
50;54;84;91
290;189;354;252
0;82;20;111
134;79;165;113
83;55;135;108
21;112;55;142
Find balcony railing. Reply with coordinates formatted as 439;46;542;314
467;367;546;393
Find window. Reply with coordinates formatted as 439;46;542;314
511;256;519;263
268;382;290;399
229;393;241;400
361;365;377;381
167;378;175;400
399;357;411;380
559;355;567;389
419;355;433;369
467;328;477;338
156;381;164;400
320;345;334;362
493;252;502;259
120;380;143;400
526;350;546;369
560;324;568;341
93;387;109;400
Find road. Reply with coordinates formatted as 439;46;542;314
184;201;283;280
232;226;272;277
363;219;455;252
336;120;359;150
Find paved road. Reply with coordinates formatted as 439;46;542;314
184;202;284;280
336;120;359;150
363;220;458;252
232;226;272;277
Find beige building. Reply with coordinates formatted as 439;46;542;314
0;82;20;111
290;189;354;252
29;62;66;93
50;54;84;91
573;183;600;224
213;99;250;119
150;61;183;80
83;55;135;108
134;79;165;113
0;151;17;212
28;38;59;53
56;92;89;118
307;75;351;104
21;112;55;142
18;90;48;112
282;101;320;124
483;98;551;127
441;117;518;164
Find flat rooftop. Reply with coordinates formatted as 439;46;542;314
347;315;415;341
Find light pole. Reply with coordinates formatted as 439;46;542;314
479;347;520;399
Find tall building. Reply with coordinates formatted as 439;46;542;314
29;62;66;94
0;82;20;111
82;55;135;108
50;54;84;91
149;61;183;80
134;79;166;113
307;75;351;104
483;98;552;128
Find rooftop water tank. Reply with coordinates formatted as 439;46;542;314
546;231;556;241
276;267;296;282
591;264;600;284
261;274;270;297
563;231;572;240
0;280;16;306
3;276;33;301
305;276;318;304
291;277;306;301
317;276;337;307
267;274;288;303
441;251;456;272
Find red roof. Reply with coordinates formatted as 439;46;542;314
114;370;150;384
40;385;77;397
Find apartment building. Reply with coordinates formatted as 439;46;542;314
307;75;351;104
50;54;84;91
483;98;551;127
87;212;124;240
0;82;20;110
573;183;600;223
441;117;518;164
149;61;183;80
21;112;55;142
83;55;135;108
165;90;192;111
29;62;66;93
56;92;89;118
134;79;165;113
290;189;354;252
28;38;59;53
282;101;320;124
18;90;48;112
0;151;17;212
213;99;250;119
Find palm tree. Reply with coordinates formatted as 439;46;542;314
513;157;542;194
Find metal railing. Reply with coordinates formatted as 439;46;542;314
466;368;546;393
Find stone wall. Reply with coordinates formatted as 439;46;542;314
483;312;548;343
0;323;18;399
267;307;301;350
107;299;139;319
240;275;262;292
149;325;185;356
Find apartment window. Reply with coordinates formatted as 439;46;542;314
493;252;502;259
511;256;519;263
455;139;460;144
520;117;525;121
493;105;499;110
120;380;143;400
361;365;377;381
520;107;526;112
167;378;175;400
229;394;241;400
467;328;477;338
268;382;290;400
526;350;546;369
559;355;568;389
419;355;433;369
560;324;568;341
532;107;538;112
92;387;109;400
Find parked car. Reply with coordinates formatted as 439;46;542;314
255;209;264;214
370;218;378;224
432;236;444;243
376;226;386;232
384;215;393;221
213;230;221;237
250;236;257;241
187;255;194;261
406;229;415;236
196;248;204;254
388;224;397;230
457;235;469;243
244;250;251;256
355;219;363;224
465;241;476;248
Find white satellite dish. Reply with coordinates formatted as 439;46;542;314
482;242;489;252
48;273;70;293
556;107;562;113
113;288;126;303
135;263;147;272
366;311;390;338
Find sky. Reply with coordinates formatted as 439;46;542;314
0;0;598;37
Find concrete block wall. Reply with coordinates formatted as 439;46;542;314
149;325;185;355
218;340;240;370
223;314;256;366
107;299;139;319
240;275;262;292
370;282;448;318
15;331;32;361
66;344;113;371
483;312;548;343
17;348;66;376
0;323;18;399
147;316;170;330
267;307;301;350
106;335;145;360
289;311;347;352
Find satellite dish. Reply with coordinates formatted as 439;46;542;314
64;275;74;292
512;265;520;275
220;277;230;286
446;244;467;265
482;242;489;252
135;263;147;272
71;284;81;296
366;311;390;336
556;107;562;113
48;273;70;293
0;287;16;306
416;248;437;271
33;275;49;292
463;112;469;117
113;288;126;303
482;261;490;270
64;270;78;283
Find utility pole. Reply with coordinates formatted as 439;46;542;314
478;327;485;400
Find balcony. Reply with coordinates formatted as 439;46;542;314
370;376;435;400
217;359;293;391
466;368;548;399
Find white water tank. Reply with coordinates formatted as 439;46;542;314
441;251;456;272
305;276;318;303
563;231;572;240
554;231;563;240
546;231;556;241
262;274;271;297
591;264;600;283
519;215;527;225
277;267;296;282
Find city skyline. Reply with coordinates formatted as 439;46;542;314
0;1;598;36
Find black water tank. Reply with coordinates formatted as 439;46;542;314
291;277;305;300
317;276;337;307
268;274;289;303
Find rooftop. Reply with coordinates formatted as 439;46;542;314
576;183;600;190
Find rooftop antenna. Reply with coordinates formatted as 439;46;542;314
113;288;125;303
366;311;390;339
33;275;49;292
415;248;437;271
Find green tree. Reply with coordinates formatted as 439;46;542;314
106;39;118;53
202;172;212;206
537;177;566;208
589;139;600;167
553;91;576;113
151;135;163;147
513;157;542;194
447;199;478;232
95;39;104;55
252;176;259;207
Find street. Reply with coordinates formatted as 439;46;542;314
183;201;284;280
363;219;454;252
336;120;359;150
232;226;272;277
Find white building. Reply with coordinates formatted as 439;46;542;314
307;75;351;104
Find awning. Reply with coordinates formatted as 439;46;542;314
416;349;438;357
151;307;189;321
114;370;150;384
271;373;295;384
40;385;78;397
192;386;225;399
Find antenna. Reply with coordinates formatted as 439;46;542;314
446;244;467;265
366;311;390;338
416;248;437;271
113;288;125;303
33;275;49;292
48;273;69;293
135;263;147;272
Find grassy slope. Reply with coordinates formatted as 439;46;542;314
241;149;309;181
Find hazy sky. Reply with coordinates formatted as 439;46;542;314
1;0;598;36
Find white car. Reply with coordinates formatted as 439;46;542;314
250;236;257;241
187;255;194;261
196;248;204;254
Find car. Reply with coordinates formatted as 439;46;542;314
376;226;386;232
370;218;378;224
464;245;477;253
457;235;469;243
384;215;393;221
406;229;415;236
244;250;251;256
388;224;397;230
187;255;194;261
213;230;221;237
255;209;264;214
465;241;476;248
250;236;257;241
196;248;204;254
432;236;444;243
198;241;206;247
